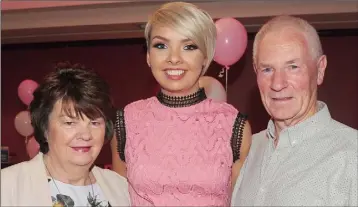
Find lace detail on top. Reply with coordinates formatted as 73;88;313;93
115;109;126;162
156;88;206;108
116;104;248;163
123;97;239;206
231;112;248;162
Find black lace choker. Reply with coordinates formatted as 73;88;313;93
156;88;207;108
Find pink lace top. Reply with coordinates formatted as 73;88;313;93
115;90;247;206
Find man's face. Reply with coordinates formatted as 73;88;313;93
255;28;326;126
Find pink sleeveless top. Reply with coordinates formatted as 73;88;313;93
116;92;246;206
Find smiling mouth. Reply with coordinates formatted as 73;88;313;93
164;69;186;80
71;147;91;153
165;69;185;76
272;97;292;101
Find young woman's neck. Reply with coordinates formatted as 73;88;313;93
161;84;200;97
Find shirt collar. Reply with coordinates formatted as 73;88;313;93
266;101;332;147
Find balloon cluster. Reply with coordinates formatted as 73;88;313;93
15;79;40;159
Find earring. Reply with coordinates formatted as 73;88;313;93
44;133;49;143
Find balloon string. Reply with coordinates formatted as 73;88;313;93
218;66;229;92
218;68;225;78
25;136;28;144
225;67;229;92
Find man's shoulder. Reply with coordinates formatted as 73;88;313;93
327;119;357;145
250;129;269;150
329;119;357;132
253;130;268;142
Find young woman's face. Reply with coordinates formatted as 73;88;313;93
147;26;207;96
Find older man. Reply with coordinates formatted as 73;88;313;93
231;15;357;206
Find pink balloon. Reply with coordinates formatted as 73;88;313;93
199;76;227;102
214;18;248;67
18;79;38;105
26;136;40;159
14;111;34;137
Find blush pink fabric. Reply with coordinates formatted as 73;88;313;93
124;97;238;206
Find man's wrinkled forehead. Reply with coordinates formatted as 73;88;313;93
265;25;307;44
258;28;308;58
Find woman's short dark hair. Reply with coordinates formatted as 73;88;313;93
29;62;115;154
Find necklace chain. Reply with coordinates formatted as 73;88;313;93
44;159;94;207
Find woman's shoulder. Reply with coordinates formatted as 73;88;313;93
93;166;128;185
204;98;239;114
2;154;47;183
122;96;157;111
2;160;32;175
1;161;32;188
92;166;131;206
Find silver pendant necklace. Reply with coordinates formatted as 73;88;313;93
44;161;95;207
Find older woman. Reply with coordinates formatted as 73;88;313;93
1;64;130;206
111;2;252;206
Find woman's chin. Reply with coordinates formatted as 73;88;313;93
69;154;95;167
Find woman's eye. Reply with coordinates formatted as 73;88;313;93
64;121;74;126
91;121;101;126
184;44;198;50
153;43;167;49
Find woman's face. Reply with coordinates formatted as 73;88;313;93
147;26;207;96
46;100;106;167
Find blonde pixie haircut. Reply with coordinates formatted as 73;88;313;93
144;2;216;73
253;15;323;65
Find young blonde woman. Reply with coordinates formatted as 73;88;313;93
111;2;252;206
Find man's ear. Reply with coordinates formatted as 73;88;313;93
316;55;327;85
253;63;258;74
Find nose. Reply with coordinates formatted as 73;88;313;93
270;70;288;92
77;124;93;141
166;47;182;65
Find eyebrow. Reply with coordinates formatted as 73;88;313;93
151;35;168;42
285;58;300;64
258;63;272;68
258;58;301;68
59;114;78;119
151;35;191;43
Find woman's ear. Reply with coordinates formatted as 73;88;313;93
147;52;151;68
